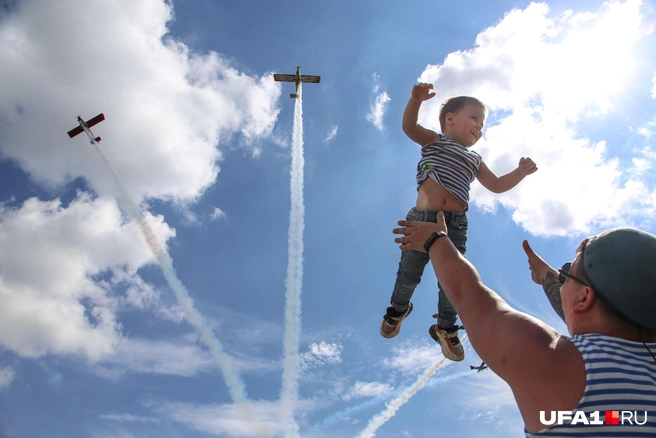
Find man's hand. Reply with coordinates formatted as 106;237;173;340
524;240;566;322
411;83;436;104
518;157;538;176
393;211;448;252
522;240;553;284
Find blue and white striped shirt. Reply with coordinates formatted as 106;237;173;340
526;333;656;437
416;135;482;211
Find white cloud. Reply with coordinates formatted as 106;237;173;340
0;0;281;205
154;397;328;438
0;0;283;367
89;431;138;438
371;72;381;93
155;401;286;438
99;413;158;423
95;337;216;378
366;73;391;131
210;206;226;220
342;381;393;401
324;125;338;143
382;342;442;374
300;341;343;371
415;0;655;236
652;71;656;98
453;373;524;433
632;158;652;176
0;366;15;389
366;92;391;131
0;194;175;361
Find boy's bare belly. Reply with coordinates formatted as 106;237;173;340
416;178;465;212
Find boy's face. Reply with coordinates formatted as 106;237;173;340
443;104;485;147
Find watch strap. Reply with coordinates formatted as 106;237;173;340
424;231;448;252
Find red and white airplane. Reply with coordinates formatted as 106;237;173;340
273;66;320;98
67;113;105;144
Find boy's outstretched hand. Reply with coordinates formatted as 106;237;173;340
411;83;436;104
518;157;538;176
393;211;448;252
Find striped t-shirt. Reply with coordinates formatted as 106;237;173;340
525;333;656;437
416;135;482;211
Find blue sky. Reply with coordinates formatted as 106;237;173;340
1;0;655;437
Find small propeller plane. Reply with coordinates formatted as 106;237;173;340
67;113;105;144
470;362;488;372
273;66;320;98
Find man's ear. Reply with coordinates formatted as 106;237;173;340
573;287;596;314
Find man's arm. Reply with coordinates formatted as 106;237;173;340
393;216;585;432
402;84;440;147
542;272;566;322
523;240;565;322
476;158;537;194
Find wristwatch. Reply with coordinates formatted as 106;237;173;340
423;231;448;252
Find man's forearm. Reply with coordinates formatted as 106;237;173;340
541;272;565;322
427;237;502;326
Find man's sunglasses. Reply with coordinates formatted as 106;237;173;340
558;262;591;287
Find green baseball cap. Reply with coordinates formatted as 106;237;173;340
582;227;656;330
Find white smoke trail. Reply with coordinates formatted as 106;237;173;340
306;368;475;436
278;84;305;437
356;335;469;438
92;144;269;437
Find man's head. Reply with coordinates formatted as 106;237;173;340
439;97;488;147
560;228;656;332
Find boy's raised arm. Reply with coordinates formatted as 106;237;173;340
476;157;537;193
402;84;440;147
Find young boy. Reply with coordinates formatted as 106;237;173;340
381;83;537;361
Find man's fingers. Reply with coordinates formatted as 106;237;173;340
522;240;535;258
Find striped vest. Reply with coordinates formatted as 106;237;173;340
416;135;482;211
525;333;656;437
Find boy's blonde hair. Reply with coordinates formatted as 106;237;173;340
439;96;488;132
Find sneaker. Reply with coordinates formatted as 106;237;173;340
429;316;464;361
380;302;413;338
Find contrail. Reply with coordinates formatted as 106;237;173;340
356;335;469;438
305;367;475;436
306;389;404;436
92;144;269;437
278;84;305;437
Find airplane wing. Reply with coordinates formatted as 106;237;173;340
274;74;296;82
300;75;321;83
67;126;84;138
86;113;105;128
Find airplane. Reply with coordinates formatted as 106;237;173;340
273;66;320;98
470;362;488;372
67;113;105;144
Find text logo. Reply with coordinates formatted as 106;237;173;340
539;411;648;426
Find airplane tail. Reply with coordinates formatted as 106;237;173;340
290;94;297;98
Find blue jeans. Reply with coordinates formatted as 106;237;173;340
390;207;468;329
